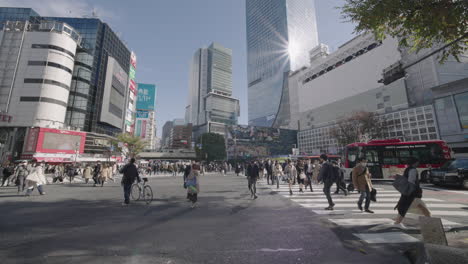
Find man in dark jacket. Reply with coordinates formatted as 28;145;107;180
248;161;260;199
265;160;273;185
93;162;102;187
119;158;141;205
318;154;337;210
2;163;14;187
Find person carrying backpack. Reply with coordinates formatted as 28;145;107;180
318;154;337;210
352;158;374;213
119;158;141;206
394;157;431;225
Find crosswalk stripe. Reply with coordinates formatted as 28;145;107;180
291;197;443;202
299;203;465;209
278;193;402;197
329;218;461;228
310;209;468;217
354;232;419;244
329;218;394;226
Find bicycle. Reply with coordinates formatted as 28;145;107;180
130;177;153;204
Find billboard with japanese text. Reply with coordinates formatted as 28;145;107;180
136;83;156;110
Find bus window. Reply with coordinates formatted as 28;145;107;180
382;149;398;165
397;148;411;164
364;149;379;164
346;147;359;168
412;143;444;164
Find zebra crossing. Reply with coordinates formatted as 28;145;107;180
259;180;466;245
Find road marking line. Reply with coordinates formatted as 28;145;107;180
300;203;465;209
330;218;394;226
291;198;443;202
354;232;419;244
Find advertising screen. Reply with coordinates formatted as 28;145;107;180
136;83;156;110
34;128;86;154
42;133;82;151
225;125;297;159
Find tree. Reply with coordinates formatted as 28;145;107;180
196;133;226;162
330;111;388;147
341;0;468;62
112;133;147;158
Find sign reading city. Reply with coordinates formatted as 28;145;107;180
136;83;156;110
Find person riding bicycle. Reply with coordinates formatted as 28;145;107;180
120;158;141;206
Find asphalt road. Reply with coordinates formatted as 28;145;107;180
0;173;425;264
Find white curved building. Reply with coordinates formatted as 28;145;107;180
0;20;81;128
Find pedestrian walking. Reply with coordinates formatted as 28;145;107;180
15;161;29;193
284;161;296;195
1;162;14;186
312;160;321;184
25;162;47;196
333;161;348;195
304;159;314;192
119;158;141;206
318;154;337;210
352;158;374;213
66;164;75;183
296;161;306;193
100;164;110;187
83;164;92;184
273;161;283;188
235;164;241;176
248;161;259;199
266;160;273;185
93;162;102;187
186;162;200;208
394;157;431;225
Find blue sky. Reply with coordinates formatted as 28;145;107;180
2;0;356;137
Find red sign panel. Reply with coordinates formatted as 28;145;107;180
0;113;12;123
35;128;87;154
24;128;40;153
129;79;137;94
130;52;137;69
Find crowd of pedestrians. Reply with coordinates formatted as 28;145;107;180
2;153;432;223
237;153;431;223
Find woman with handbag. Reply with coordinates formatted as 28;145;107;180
352;158;374;213
394;157;431;225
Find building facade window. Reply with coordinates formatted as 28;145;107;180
31;44;75;58
454;92;468;129
20;96;67;107
24;78;70;90
28;61;73;74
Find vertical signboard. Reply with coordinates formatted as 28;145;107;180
125;51;137;133
136;83;156;110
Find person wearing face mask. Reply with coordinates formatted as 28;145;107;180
352;158;374;213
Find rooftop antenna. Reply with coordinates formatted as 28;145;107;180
91;8;98;18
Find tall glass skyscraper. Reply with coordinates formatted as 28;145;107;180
246;0;318;127
186;43;239;137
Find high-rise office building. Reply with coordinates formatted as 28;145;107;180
186;42;239;137
245;0;318;127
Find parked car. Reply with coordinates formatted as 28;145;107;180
429;158;468;189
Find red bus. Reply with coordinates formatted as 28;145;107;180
344;139;453;181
